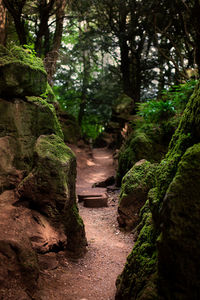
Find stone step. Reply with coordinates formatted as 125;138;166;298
78;193;108;208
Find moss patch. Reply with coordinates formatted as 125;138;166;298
26;96;64;140
116;81;200;299
118;160;158;230
157;143;200;299
0;45;47;97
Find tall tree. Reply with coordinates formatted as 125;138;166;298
0;0;7;45
2;0;67;82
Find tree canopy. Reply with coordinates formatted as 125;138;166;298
1;0;199;139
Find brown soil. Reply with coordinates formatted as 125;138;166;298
0;144;133;300
36;145;133;300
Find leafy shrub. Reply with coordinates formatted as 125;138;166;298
138;80;197;123
81;114;104;140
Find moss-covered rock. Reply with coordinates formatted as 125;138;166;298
157;143;200;299
0;45;47;97
113;93;134;117
151;81;200;224
17;134;87;256
116;82;200;299
0;44;87;298
116;125;167;185
59;111;81;144
0;96;63;190
116;200;158;300
118;160;157;230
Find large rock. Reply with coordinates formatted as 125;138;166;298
59;111;81;144
0;46;87;297
117;160;157;230
157;143;200;299
0;96;63;190
116;115;179;185
0;45;47;97
116;81;200;299
17;134;87;256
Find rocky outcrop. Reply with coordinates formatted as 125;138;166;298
0;46;87;298
59;111;81;144
117;160;157;230
116;116;179;185
116;81;200;299
0;45;47;97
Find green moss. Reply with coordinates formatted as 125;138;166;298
64;203;84;229
0;45;47;97
113;93;134;115
116;123;169;185
157;143;200;299
151;81;200;222
63;202;87;256
41;83;57;103
35;134;74;162
120;160;157;203
117;81;200;299
0;45;46;75
26;96;64;140
116;208;158;299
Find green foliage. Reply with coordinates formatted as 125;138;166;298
23;44;37;57
138;99;175;123
138;80;197;123
81;114;105;140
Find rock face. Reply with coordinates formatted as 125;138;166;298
117;160;157;230
0;45;47;97
116;81;200;299
116;116;179;185
0;46;87;298
59;111;81;144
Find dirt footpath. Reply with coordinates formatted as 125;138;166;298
35;145;133;300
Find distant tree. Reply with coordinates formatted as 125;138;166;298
2;0;66;82
0;0;7;45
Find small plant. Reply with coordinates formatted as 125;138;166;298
23;44;37;57
138;80;197;123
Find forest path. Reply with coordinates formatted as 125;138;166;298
38;145;133;300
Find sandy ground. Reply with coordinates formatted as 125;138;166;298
36;145;133;300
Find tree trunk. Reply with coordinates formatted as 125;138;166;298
0;0;7;45
119;37;141;108
3;0;27;45
44;0;66;83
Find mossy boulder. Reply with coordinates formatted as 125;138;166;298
113;93;134;117
116;82;200;299
116;200;158;300
116;116;180;186
118;160;157;230
17;134;87;256
157;143;200;299
0;46;47;97
116;128;165;185
0;96;63;190
59;111;81;144
0;44;87;297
